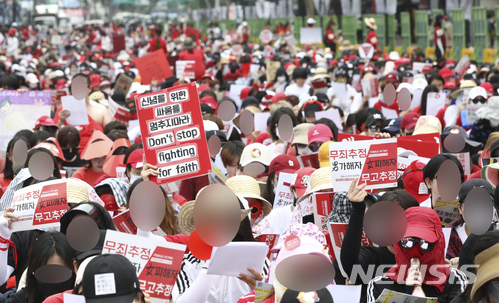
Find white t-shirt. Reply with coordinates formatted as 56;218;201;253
285;83;311;98
252;205;293;237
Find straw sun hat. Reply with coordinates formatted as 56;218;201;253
297;167;334;203
364;17;377;30
226;175;272;218
67;178;89;204
178;200;252;236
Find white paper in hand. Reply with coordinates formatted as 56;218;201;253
314;110;343;131
426;92;446;117
207;242;268;278
326;285;362;303
381;107;398;119
61;96;89;125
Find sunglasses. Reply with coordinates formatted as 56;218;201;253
368;124;381;133
472;97;486;104
309;144;320;152
400;237;435;251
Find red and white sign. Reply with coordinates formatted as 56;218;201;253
108;97;131;126
329;138;398;192
297;153;320;169
453;55;470;79
11;179;68;232
312;193;334;232
273;172;298;209
259;29;273;45
255;234;279;259
175;61;195;79
358;43;374;59
361;78;379;98
413;62;433;74
327;222;373;278
113;209;137;234
135;83;212;185
103;230;185;302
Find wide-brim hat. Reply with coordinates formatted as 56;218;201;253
364;17;377;30
338;41;354;51
67;178;89;204
312;67;331;81
183;37;195;50
297;167;334;203
450;79;477;99
225;176;272;217
471;243;499;303
476;96;499;126
80;130;113;161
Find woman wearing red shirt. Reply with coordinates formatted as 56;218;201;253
365;17;380;53
434;15;446;61
147;28;167;55
325;18;336;51
178;38;205;81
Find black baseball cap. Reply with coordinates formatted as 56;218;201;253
458;179;494;204
82;254;140;303
60;203;109;234
365;113;384;128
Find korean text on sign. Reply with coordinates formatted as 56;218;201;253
135;83;212;185
329;138;398;192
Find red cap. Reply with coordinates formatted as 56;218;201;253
127;148;144;169
55;78;66;90
480;82;494;96
240;87;252;100
284;62;295;70
34;116;58;129
329;60;338;67
292;167;316;198
444;81;456;90
89;74;101;88
348;55;356;61
400;112;420;130
403;207;439;243
269;154;300;176
401;161;429;204
308;124;333;145
200;96;218;111
271;92;287;103
385;72;399;83
439;67;453;79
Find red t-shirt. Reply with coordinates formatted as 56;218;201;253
255;133;270;144
223;70;243;83
373;100;400;114
147;37;168;55
43;290;72;303
366;30;380;52
326;29;335;43
434;26;446;48
53;106;104;153
71;166;105;187
179;175;210;201
0;173;12;192
178;49;206;81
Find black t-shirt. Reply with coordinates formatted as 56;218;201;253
367;268;468;303
8;231;43;287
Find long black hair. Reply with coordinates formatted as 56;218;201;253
423;154;465;194
25;232;76;303
3;136;29;179
269;108;297;141
24;148;62;180
420;84;439;115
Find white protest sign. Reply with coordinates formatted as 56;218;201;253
229;84;246;107
368;97;379;108
207;242;268;277
11;179;68;232
273;172;298;209
299;27;322;44
108;97;131;125
329;138;398;192
361;77;379;98
381;107;398;119
358;43;374;59
63;293;85;303
254;112;271;133
453;55;470;79
411;88;423;109
103;230;186;303
413;62;433;74
326;285;362;303
259;29;273;44
466;103;484;125
61;95;89;125
314;109;343;131
175;60;195;79
331;82;347;101
425;92;446;117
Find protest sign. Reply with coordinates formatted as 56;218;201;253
331;82;347;101
297;153;320;169
285;35;297;47
229;84;246;107
259;29;273;44
447;152;471;177
113;209;138;234
175;61;195;79
255;234;279;259
434;199;459;227
134;50;173;85
312;193;334;232
466;103;484;125
135;82;212;185
376;289;437;303
329;138;398;192
207;242;268;277
273;172;298;209
299;27;323;44
361;77;379;98
61;96;89;125
453;54;470;79
116;166;128;182
326;285;362;303
50;89;68;115
255;281;274;303
411;88;423;110
413;62;433;74
114;74;134;96
11;179;68;232
108;97;131;126
381;107;398;119
358;43;374;59
481;158;499;167
254;112;271;133
0;90;51;151
103;230;185;302
207;162;227;185
113;36;126;52
425;92;446;117
63;293;85;303
327;222;373;278
314;110;343;131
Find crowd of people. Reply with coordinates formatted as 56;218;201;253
0;14;498;303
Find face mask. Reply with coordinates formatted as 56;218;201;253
273;187;277;194
63;149;78;162
29;83;38;89
36;273;76;299
130;174;141;184
12;162;23;175
103;88;111;94
455;92;464;105
479;78;485;84
488;281;499;303
277;76;286;83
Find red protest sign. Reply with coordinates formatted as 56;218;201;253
135;83;212;185
134;50;173;85
103;230;185;302
312;193;334;232
297;153;320;169
113;36;125;53
11;179;68;232
255;234;279;259
113;210;138;234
